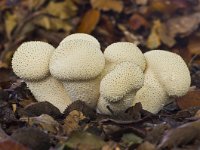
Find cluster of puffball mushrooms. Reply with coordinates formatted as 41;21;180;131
12;33;191;115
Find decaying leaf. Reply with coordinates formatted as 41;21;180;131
63;110;86;135
129;14;148;30
90;0;123;13
34;16;72;32
77;9;100;34
5;12;18;39
158;120;200;149
0;139;29;150
147;20;161;49
44;0;77;19
20;114;61;134
188;36;200;55
61;132;105;150
166;13;200;38
120;133;143;147
176;90;200;110
137;141;156;150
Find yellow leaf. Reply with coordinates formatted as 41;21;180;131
77;9;100;34
91;0;123;13
34;16;72;32
147;20;161;49
45;0;77;19
63;110;86;135
5;12;18;39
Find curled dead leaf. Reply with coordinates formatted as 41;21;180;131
63;110;86;135
158;120;200;149
20;114;61;134
77;9;100;34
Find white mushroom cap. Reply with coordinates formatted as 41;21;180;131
104;42;146;71
100;62;144;102
50;39;105;80
12;41;54;81
134;68;168;113
97;62;144;115
144;50;191;97
27;76;71;112
60;33;100;48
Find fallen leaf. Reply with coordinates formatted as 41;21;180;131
20;114;61;134
91;0;123;13
11;127;50;150
0;139;29;150
44;0;77;19
63;110;86;135
147;20;161;49
21;101;62;118
188;36;200;55
158;120;200;149
5;12;18;39
129;14;148;30
120;133;143;147
137;141;156;150
62;132;105;150
102;141;121;150
176;90;200;110
77;9;100;34
34;16;72;32
166;13;200;38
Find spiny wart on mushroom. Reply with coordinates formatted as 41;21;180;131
12;34;191;115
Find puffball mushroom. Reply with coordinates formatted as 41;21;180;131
97;42;146;115
50;34;105;108
12;41;71;112
97;62;144;115
102;42;146;76
134;50;191;113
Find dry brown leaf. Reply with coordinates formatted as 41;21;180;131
158;120;200;149
77;9;100;34
188;36;200;55
166;13;200;38
20;114;61;134
5;12;18;39
147;20;161;49
91;0;123;13
63;110;86;135
176;90;200;110
0;139;29;150
44;0;77;19
129;14;148;30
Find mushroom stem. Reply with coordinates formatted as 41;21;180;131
26;76;71;112
12;42;72;112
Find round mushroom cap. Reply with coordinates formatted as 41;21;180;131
104;42;146;71
144;50;191;97
134;68;168;113
50;39;105;80
12;41;55;81
100;62;144;103
60;33;100;48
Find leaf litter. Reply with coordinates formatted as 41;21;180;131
0;0;200;150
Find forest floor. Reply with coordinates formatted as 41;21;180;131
0;0;200;150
